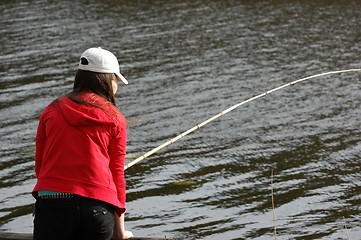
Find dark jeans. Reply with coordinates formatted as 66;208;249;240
33;196;115;240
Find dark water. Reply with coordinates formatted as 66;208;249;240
1;0;360;239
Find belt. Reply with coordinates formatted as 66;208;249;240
39;193;78;199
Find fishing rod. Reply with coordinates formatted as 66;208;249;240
124;68;361;170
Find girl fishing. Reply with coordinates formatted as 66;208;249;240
32;47;133;240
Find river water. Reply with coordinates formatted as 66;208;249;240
1;0;360;239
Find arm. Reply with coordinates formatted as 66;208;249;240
112;213;133;239
109;121;132;239
109;123;127;209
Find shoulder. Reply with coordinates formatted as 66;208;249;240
40;97;61;115
39;96;69;117
84;93;126;126
105;103;127;127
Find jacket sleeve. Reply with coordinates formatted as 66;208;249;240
35;113;46;177
109;121;127;208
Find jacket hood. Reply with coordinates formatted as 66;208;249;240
56;95;119;127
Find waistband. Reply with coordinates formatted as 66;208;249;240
38;192;79;199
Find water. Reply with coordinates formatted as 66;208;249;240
1;0;360;239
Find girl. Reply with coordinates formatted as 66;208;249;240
33;47;133;240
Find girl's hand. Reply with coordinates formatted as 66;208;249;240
112;213;133;239
112;230;133;239
123;230;134;239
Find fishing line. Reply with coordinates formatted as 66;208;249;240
124;68;361;170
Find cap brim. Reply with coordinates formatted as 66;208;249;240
115;72;128;85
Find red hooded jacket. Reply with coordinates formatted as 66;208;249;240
33;92;127;215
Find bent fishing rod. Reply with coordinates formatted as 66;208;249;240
124;68;361;170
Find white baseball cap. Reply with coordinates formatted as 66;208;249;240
78;47;128;85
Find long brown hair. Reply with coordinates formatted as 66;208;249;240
68;69;119;106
